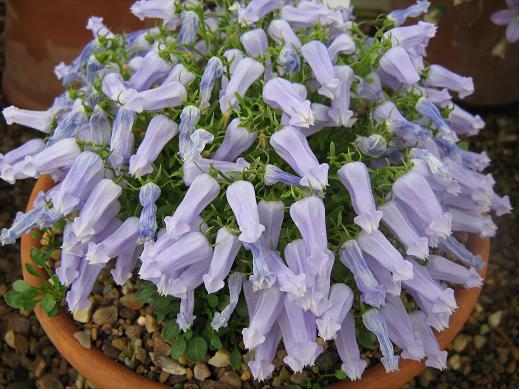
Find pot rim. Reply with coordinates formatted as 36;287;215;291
20;176;490;389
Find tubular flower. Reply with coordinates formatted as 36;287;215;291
328;33;356;62
212;119;257;162
129;115;178;177
238;0;283;26
301;41;341;100
226;180;265;244
49;151;104;216
21;138;81;178
137;183;161;243
270;126;328;190
165;173;220;239
128;50;170;91
267;19;301;48
2;106;55;134
240;29;268;57
336;312;367;380
362;309;400;373
85;217;140;265
426;255;483;288
316;283;354;341
203;228;242;294
393;171;452;245
211;272;246;330
262;78;314;128
199;57;224;110
402;259;458;315
380;296;426;361
108;108;136;172
438;236;485;270
257;200;284;251
409;311;448;370
424;64;474;99
71;179;122;244
339;241;386;308
278;296;323;373
242;281;285;350
357;229;414;282
379;47;421;86
388;0;431;26
337;161;382;234
280;1;344;28
220;58;264;113
380;200;429;259
130;0;176;25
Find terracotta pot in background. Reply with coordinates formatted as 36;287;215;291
392;0;519;107
21;176;490;389
3;0;149;110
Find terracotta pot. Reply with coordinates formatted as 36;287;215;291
3;0;149;110
391;0;519;107
21;176;490;389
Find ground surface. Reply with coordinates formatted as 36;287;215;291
0;4;517;389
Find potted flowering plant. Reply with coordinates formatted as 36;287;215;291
1;1;510;388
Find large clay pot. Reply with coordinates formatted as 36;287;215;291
391;0;519;107
3;0;149;110
21;176;490;389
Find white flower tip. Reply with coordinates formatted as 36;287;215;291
464;268;483;289
242;328;265;350
406;237;430;259
203;275;225;294
426;213;452;240
342;359;368;381
425;351;448;370
381;355;400;372
248;360;274;382
354;210;383;234
239;223;266;244
2;106;17;124
316;318;341;341
391;260;414;282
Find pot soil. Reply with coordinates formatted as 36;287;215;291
21;176;490;389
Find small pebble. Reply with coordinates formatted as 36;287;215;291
119;294;144;310
156;356;187;375
219;371;241;389
194;363;212;381
453;334;470;352
474;335;487;349
144;315;160;333
73;331;91;349
92;306;118;326
208;349;231;368
488;311;503;328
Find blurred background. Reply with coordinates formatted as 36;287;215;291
0;0;517;388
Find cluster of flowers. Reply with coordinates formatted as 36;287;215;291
0;0;511;382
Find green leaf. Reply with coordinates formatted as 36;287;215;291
229;347;241;370
186;336;208;363
40;294;56;314
30;248;47;268
163;321;181;342
47;305;60;317
25;263;42;279
209;335;222;350
4;291;36;310
206;294;218;308
136;282;157;304
170;336;187;359
12;280;33;293
335;370;347;380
